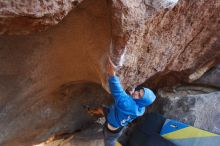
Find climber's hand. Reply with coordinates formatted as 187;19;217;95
107;56;116;76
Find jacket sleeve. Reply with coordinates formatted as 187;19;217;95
108;75;127;102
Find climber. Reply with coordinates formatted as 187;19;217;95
103;56;157;146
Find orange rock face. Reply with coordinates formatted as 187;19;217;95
0;0;111;145
0;0;219;145
0;0;83;35
111;0;220;88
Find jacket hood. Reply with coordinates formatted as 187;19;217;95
134;88;156;107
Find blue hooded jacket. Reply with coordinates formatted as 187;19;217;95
107;76;156;128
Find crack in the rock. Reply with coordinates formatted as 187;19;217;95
180;26;204;56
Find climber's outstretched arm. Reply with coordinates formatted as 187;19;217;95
107;57;126;101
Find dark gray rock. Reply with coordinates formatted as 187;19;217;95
194;65;220;88
0;82;112;146
156;86;220;134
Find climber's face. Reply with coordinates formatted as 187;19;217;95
132;89;144;99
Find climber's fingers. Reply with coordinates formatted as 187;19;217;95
107;56;116;76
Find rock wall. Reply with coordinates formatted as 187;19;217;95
194;65;220;88
0;0;84;35
0;0;219;145
156;85;220;134
111;0;220;88
0;0;111;145
0;81;112;146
